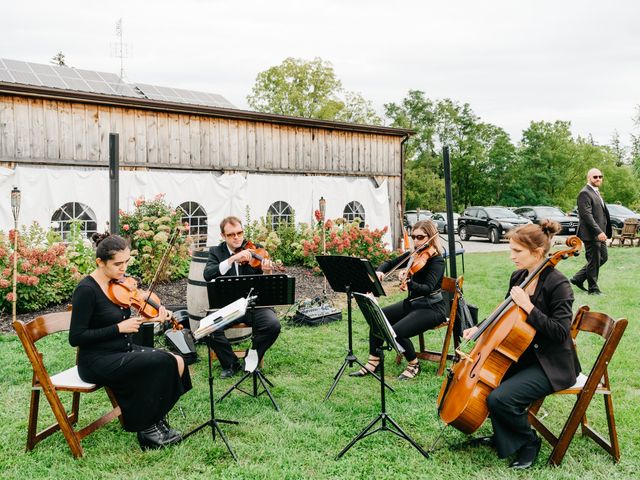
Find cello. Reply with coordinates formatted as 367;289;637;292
436;235;582;434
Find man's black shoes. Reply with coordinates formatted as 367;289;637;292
221;362;242;379
588;289;603;295
570;278;587;292
469;435;495;448
509;435;541;469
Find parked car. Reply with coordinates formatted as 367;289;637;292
458;206;531;243
403;209;432;231
513;206;578;235
569;203;640;230
606;203;640;229
431;212;459;234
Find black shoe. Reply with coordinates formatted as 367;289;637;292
469;435;495;448
570;278;587;292
509;436;541;469
398;361;421;381
137;422;181;451
221;362;242;379
349;359;381;377
588;289;602;295
158;418;182;442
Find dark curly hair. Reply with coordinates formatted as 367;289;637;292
91;232;129;262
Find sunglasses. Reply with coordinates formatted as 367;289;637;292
592;175;603;179
225;230;244;238
411;234;427;241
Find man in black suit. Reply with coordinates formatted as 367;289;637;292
203;216;281;378
571;168;611;295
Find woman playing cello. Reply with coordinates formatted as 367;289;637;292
462;220;580;469
69;233;192;450
350;219;446;381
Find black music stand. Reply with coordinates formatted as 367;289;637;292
337;293;429;459
182;301;245;461
316;255;392;400
209;274;295;411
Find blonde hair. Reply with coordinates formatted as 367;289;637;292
412;220;443;255
506;219;561;256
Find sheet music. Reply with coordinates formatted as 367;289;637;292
194;297;247;340
354;293;405;354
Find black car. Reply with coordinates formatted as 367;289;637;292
606;203;640;229
513;206;578;235
458;206;530;243
569;203;640;230
431;212;459;234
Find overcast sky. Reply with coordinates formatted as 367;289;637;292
4;0;640;147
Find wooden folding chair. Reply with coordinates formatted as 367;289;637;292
13;311;123;458
610;218;639;247
528;305;628;466
395;276;462;376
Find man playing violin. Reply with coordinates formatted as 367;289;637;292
203;216;281;379
350;219;446;381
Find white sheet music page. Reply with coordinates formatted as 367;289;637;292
194;297;247;340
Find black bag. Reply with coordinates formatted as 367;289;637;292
454;284;478;338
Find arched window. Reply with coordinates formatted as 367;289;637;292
267;201;293;230
178;201;208;248
50;202;97;241
343;201;365;227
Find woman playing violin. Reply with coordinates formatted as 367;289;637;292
462;220;580;469
203;216;281;379
69;233;192;450
351;219;446;381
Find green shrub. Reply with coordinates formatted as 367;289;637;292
119;194;191;284
65;222;96;275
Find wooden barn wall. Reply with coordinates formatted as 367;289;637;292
0;95;404;243
0;95;402;176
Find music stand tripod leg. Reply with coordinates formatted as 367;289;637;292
183;340;238;460
325;289;394;401
336;346;428;459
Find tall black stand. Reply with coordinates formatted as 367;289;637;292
208;274;294;411
316;255;393;400
337;293;429;459
182;339;238;460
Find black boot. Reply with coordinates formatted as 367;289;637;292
137;422;181;451
158;418;182;442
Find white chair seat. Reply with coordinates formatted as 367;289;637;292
48;366;97;390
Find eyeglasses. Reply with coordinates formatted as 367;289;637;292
411;234;427;241
225;230;244;238
592;175;603;179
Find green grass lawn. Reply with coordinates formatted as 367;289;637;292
1;248;638;479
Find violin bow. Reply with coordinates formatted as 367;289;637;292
382;231;440;281
140;226;182;314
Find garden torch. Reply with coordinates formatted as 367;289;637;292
319;196;327;294
11;187;21;322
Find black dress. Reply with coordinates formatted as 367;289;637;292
69;276;192;432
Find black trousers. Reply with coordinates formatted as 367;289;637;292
207;308;281;369
573;240;608;292
369;299;446;362
487;362;554;458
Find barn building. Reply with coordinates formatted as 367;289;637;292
0;58;410;250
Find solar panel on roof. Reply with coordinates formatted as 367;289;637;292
1;58;236;109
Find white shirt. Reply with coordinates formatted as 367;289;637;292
587;183;604;206
218;245;239;276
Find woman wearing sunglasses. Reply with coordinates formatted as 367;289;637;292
350;219;445;380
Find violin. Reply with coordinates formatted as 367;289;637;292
236;240;285;272
382;232;439;289
436;235;582;434
108;276;183;330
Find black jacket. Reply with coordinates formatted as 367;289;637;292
577;185;612;241
377;251;445;302
510;267;581;391
203;241;264;281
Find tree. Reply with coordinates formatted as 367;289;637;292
247;57;381;125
